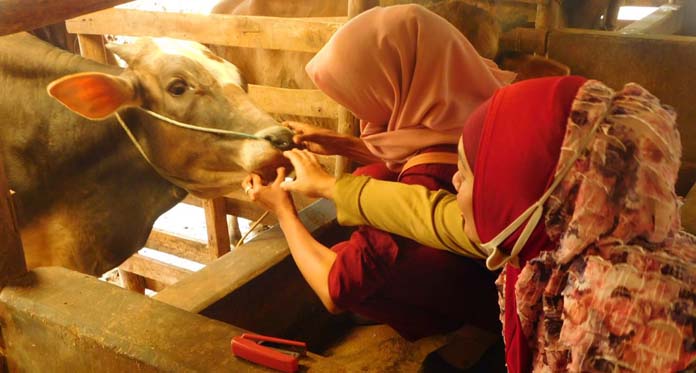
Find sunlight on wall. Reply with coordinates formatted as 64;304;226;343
618;6;659;21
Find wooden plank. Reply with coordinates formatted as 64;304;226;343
202;197;231;258
145;229;211;264
0;155;26;286
500;27;548;54
0;267;286;372
0;0;130;36
77;34;109;63
118;268;145;294
247;85;339;118
119;254;192;287
334;108;358;176
348;0;379;17
502;0;544;4
154;199;337;313
621;4;684;35
65;8;343;53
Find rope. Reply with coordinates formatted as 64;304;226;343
234;211;270;248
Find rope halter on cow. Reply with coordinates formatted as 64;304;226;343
115;107;290;171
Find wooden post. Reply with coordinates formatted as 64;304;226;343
0;158;26;287
335;108;358;176
203;197;231;258
334;0;379;176
227;215;242;245
118;268;146;294
535;0;559;30
347;0;379;18
0;0;131;36
603;0;622;31
77;34;109;64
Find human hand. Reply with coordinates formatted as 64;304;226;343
242;167;296;218
283;121;343;156
280;149;336;200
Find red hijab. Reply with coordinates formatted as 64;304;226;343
462;76;587;372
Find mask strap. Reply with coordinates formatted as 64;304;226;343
481;107;610;270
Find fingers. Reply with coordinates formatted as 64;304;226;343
283;148;319;165
274;167;286;185
241;173;264;199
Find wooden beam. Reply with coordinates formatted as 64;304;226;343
154;199;337;313
0;267;286;372
202;198;231;258
119;254;192;287
77;34;109;64
0;155;25;286
500;27;548;55
247;85;339;118
0;0;130;36
621;4;684;35
118;268;146;294
348;0;379;17
335;108;358;176
66;8;343;53
145;229;211;264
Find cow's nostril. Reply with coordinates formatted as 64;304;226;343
263;135;292;150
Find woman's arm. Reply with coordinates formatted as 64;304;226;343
284;121;381;165
281;150;487;259
243;170;342;313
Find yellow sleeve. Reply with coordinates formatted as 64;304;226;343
333;174;487;259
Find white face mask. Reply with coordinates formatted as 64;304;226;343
481;109;608;271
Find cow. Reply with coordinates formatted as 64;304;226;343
0;32;294;276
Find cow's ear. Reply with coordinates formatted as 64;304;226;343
47;72;138;120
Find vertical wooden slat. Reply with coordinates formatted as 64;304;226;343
77;34;109;64
535;1;549;29
603;0;622;31
227;216;241;245
347;0;379;18
203;197;231;258
335;108;358;176
118;268;146;294
334;0;379;176
0;157;26;287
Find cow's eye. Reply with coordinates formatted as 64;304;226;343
167;79;188;96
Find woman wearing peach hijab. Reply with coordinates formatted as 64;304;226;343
243;4;514;371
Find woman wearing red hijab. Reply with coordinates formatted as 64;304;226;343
281;75;694;372
244;4;515;371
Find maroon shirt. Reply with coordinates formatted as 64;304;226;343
328;147;500;340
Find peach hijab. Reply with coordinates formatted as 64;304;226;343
305;4;516;170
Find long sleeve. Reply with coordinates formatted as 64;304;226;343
333;174;487;259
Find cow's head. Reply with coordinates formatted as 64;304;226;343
47;37;293;198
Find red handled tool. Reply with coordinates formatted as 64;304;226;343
231;333;307;372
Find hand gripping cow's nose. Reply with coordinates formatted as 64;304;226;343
261;126;296;151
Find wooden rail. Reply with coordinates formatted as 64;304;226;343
0;0;130;36
66;8;344;53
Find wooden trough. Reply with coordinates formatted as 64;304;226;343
3;0;696;371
